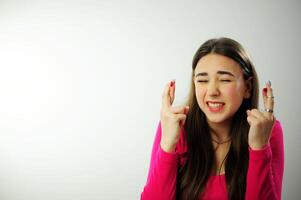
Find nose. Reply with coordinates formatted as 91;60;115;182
207;80;220;97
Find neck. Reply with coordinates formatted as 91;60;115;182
208;119;232;142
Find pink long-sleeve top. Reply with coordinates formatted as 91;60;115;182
141;120;284;200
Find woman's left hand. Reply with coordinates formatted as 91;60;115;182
247;81;276;150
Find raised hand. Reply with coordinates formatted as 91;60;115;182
247;80;276;150
160;80;189;153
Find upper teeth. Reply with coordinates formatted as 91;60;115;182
208;103;223;108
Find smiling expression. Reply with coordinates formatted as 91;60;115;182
194;53;251;126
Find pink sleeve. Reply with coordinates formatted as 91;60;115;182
245;120;284;200
141;122;178;200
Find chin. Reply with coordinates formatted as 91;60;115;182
206;117;227;124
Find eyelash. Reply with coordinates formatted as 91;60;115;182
197;80;231;83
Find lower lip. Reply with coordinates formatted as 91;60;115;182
208;104;225;113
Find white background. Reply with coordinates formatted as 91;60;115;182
0;0;300;199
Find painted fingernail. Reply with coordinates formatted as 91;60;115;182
170;80;175;87
267;80;271;87
263;88;267;94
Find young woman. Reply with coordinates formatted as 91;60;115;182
141;37;284;200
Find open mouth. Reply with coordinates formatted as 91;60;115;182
206;101;225;112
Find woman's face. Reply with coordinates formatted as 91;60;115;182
194;53;251;126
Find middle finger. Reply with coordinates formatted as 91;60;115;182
263;80;274;111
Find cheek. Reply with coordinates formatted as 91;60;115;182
195;87;206;105
224;84;245;103
224;85;238;95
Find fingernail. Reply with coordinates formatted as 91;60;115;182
267;80;271;87
263;88;267;94
170;80;175;87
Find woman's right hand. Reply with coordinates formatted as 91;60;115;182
160;80;189;153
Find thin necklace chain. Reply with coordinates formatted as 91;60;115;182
211;137;232;145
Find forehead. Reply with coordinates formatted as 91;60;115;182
195;53;243;75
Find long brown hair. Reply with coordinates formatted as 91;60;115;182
177;37;259;200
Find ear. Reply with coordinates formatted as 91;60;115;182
243;77;252;99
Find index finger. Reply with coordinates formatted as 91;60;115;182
161;81;173;108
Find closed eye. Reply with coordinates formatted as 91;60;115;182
221;80;231;82
197;80;208;83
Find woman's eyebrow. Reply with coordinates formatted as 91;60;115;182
217;70;235;77
195;72;208;77
195;70;235;77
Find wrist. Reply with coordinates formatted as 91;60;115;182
160;141;176;153
249;142;269;150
